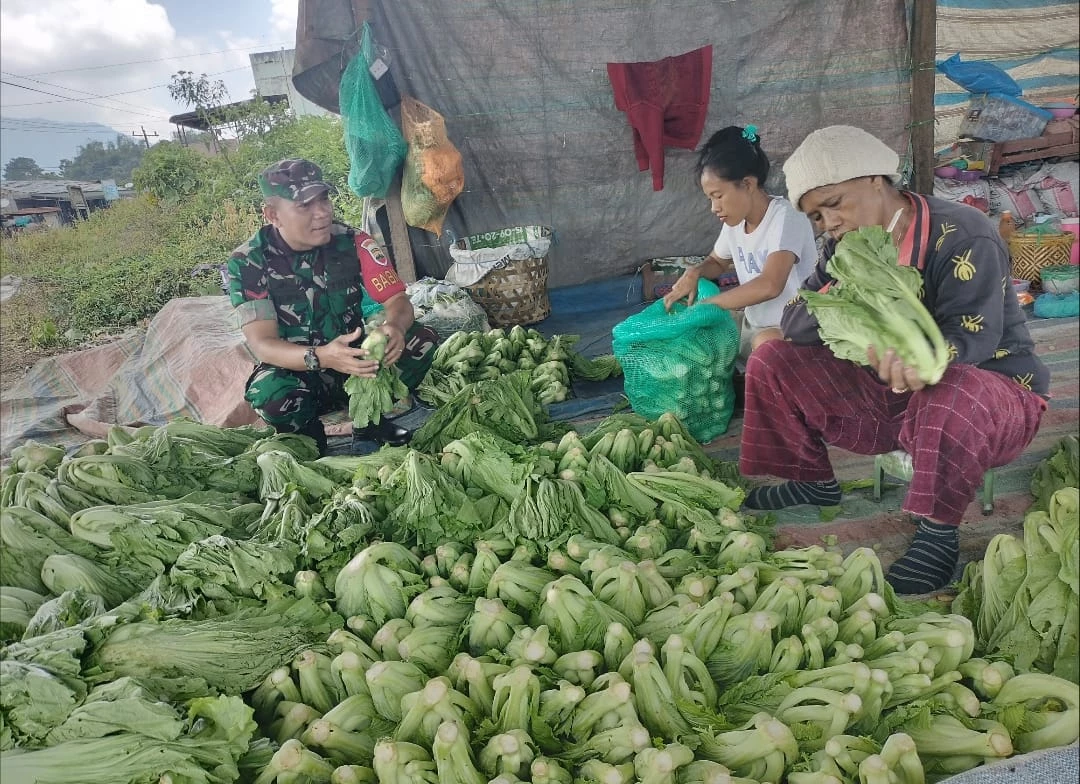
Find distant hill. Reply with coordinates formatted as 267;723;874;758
0;118;130;173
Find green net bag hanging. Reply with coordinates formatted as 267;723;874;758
339;23;407;198
612;278;740;443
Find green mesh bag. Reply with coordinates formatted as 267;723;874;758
339;23;407;198
612;278;739;443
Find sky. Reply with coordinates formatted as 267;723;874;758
0;0;299;169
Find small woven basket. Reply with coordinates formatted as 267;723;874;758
453;226;553;327
465;256;551;327
1009;231;1076;289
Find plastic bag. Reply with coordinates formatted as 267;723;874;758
612;279;740;443
400;97;465;235
406;277;490;335
1034;291;1080;319
447;226;553;287
937;53;1021;97
340;23;407;198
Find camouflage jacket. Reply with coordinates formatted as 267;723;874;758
227;222;389;346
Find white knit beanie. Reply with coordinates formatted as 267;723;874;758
783;125;901;211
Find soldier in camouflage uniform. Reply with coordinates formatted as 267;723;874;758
227;158;438;453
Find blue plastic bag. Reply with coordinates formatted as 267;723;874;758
937;53;1021;97
1033;291;1080;319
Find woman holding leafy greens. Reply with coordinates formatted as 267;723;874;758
739;125;1048;594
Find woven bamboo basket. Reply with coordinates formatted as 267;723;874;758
1009;231;1076;289
453;226;552;327
465;256;551;327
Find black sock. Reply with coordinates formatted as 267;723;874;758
743;479;842;510
886;518;960;594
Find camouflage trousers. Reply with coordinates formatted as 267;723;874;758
245;323;439;432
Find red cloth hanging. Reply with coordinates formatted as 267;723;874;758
607;45;713;191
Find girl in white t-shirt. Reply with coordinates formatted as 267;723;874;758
663;125;818;359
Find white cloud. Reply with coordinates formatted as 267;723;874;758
1;0;176;74
0;0;273;156
270;0;298;38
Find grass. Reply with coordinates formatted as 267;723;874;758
0;196;260;345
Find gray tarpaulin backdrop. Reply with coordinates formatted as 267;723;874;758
351;0;913;288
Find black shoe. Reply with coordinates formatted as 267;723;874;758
296;419;328;456
352;417;412;447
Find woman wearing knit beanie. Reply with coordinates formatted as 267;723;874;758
739;125;1049;594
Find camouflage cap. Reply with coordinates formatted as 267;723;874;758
258;158;333;203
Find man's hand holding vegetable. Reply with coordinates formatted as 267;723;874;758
737;125;1049;595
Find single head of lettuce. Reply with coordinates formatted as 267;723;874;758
801;225;948;385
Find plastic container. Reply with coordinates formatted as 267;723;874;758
1042;103;1077;119
1040;265;1079;295
1062;217;1080;265
959;93;1052;142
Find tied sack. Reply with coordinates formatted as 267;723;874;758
612;278;739;443
401;96;465;235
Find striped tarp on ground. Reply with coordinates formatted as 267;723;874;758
0;297;262;457
935;0;1080;147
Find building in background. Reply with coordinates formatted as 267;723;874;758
1;180;133;227
169;49;332;153
249;49;333;119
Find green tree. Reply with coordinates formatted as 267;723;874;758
3;156;50;180
59;135;145;183
132;142;208;202
169;71;232;156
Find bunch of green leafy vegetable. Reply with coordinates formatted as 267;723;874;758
412;370;557;453
418;326;621;408
344;329;410;429
1030;435;1079;513
0;693;257;784
801;225;949;385
83;597;341;698
954;483;1078;683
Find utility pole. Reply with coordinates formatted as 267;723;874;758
132;126;160;149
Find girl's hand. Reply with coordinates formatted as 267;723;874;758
662;268;702;311
867;345;926;394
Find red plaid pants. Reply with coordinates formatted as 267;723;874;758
739;341;1047;524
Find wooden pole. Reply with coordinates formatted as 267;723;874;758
911;0;937;195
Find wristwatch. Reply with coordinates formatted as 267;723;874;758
303;347;321;372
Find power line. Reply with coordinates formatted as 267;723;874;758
0;65;252;110
0;125;137;135
0;80;169;119
0;70;170;114
22;43;292;77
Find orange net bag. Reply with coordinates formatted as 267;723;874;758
400;96;465;235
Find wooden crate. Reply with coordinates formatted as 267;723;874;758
987;130;1080;175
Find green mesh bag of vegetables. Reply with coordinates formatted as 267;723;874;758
612;278;739;443
339;23;406;198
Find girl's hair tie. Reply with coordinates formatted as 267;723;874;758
742;124;759;143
